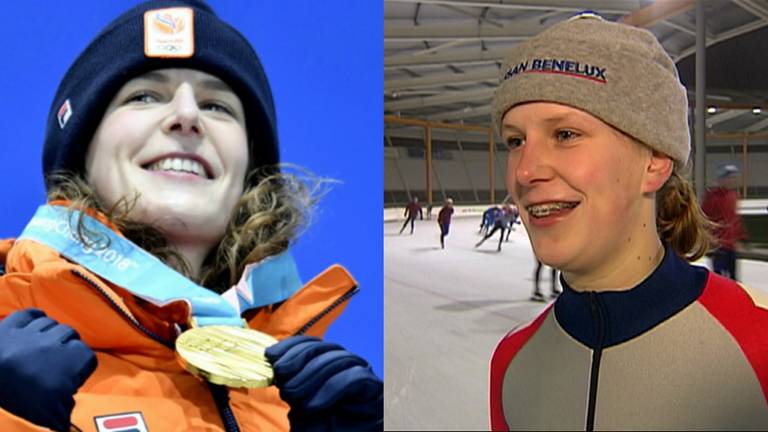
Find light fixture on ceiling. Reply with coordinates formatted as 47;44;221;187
753;107;762;115
706;106;717;114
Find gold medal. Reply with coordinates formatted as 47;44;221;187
175;325;278;388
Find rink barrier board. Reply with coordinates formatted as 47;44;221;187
385;200;768;256
385;199;768;222
384;205;491;223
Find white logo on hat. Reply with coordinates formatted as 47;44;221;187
144;7;195;58
57;99;72;129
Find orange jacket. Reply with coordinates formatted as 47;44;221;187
0;210;357;431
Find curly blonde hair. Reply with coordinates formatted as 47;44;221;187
46;165;332;292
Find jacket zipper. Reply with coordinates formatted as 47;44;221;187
72;270;244;431
293;285;359;336
208;382;241;432
586;292;605;432
71;269;173;349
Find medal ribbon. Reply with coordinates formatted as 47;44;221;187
17;205;303;327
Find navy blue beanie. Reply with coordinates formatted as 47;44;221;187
43;0;278;189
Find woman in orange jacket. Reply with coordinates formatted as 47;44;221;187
0;1;381;431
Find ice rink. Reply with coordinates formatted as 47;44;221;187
384;216;768;431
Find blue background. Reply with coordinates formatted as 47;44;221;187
0;1;383;377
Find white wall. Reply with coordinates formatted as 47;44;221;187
385;148;510;193
384;159;404;190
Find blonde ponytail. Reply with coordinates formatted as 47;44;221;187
656;168;717;261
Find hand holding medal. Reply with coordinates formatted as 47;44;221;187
177;329;384;431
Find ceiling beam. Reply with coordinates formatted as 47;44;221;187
385;47;507;69
745;116;768;133
619;0;694;28
385;88;494;111
660;18;716;41
705;109;748;128
702;101;768;110
438;3;504;27
659;19;695;36
408;38;470;57
479;7;492;22
383;4;704;67
387;90;442;98
747;0;768;18
385;36;526;43
385;23;534;42
384;0;764;126
386;69;496;91
732;0;768;21
384;0;633;14
429;105;492;121
674;18;768;61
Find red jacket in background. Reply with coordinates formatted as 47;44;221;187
701;187;747;250
404;202;423;219
438;206;454;225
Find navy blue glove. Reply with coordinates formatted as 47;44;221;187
0;308;97;431
266;336;383;432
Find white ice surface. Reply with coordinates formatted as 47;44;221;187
384;217;768;431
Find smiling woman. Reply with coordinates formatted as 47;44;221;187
489;12;768;431
502;103;670;284
0;1;382;431
84;69;250;278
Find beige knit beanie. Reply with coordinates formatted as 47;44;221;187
492;13;690;166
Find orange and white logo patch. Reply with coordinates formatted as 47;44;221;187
152;12;185;34
144;7;194;58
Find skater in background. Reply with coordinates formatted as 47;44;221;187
437;198;454;249
399;196;423;235
504;204;520;242
530;260;560;302
479;205;498;235
702;163;747;281
476;204;513;252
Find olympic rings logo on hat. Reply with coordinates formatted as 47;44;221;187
157;44;181;52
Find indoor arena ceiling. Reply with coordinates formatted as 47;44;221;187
384;0;768;135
